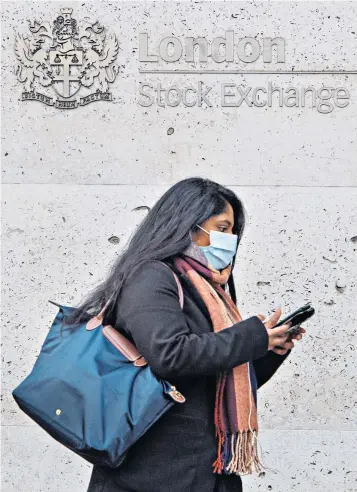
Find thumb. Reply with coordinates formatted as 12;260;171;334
267;306;282;325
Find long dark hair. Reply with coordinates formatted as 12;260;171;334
64;177;246;326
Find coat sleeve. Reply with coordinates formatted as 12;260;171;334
252;350;291;389
114;260;269;379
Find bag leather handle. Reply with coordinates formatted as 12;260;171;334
85;262;184;367
102;325;148;367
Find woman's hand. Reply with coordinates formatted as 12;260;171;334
270;326;306;355
257;307;306;354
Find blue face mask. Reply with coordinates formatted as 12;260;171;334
196;224;238;270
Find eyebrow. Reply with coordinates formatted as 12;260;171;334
218;219;233;226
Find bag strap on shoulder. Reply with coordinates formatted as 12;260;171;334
157;261;184;309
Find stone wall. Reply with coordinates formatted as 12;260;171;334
2;2;356;491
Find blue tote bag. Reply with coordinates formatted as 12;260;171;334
12;262;186;468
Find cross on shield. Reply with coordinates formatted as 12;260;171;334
49;49;83;98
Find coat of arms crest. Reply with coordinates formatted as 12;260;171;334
14;7;119;109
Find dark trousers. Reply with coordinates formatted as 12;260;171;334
213;475;243;492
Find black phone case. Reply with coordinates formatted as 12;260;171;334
272;303;315;332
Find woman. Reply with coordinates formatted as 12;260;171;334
67;177;305;492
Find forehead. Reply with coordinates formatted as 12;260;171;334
208;202;234;223
216;201;233;217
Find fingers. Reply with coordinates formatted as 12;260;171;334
290;326;307;341
264;307;282;328
269;323;292;337
272;340;295;355
267;323;291;351
283;340;295;350
271;324;307;353
259;309;308;352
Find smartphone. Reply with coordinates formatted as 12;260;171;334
271;302;315;334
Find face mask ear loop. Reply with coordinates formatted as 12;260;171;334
196;224;209;235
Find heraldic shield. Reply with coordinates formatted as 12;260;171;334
49;49;83;98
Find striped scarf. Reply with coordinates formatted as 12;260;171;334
172;241;264;476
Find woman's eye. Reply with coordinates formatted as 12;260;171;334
218;227;227;232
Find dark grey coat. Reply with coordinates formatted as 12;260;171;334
86;259;290;492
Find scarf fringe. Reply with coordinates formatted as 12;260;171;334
212;430;265;475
